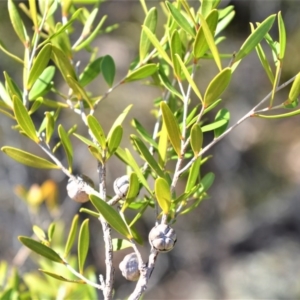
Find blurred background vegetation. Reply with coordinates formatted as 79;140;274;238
0;0;300;298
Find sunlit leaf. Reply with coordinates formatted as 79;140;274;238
1;146;60;169
142;25;172;65
13;97;39;143
79;57;103;86
140;7;157;62
185;157;201;193
175;54;203;101
278;11;286;60
64;214;79;258
27;44;52;90
214;108;230;138
8;0;28;45
58;124;73;172
29;66;55;100
78;219;89;274
131;135;164;178
203;67;231;107
170;30;183;79
165;1;195;37
89;195;132;239
234;14;276;63
198;13;222;70
74;15;107;51
190;124;203;156
112;238;132;251
193;10;218;59
87;115;106;149
124;64;158;82
288;72;300;103
155;177;171;214
39;269;85;283
107;125;123;158
160;101;182;157
18;236;64;263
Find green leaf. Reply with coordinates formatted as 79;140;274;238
88;145;103;164
142;25;172;65
107;105;132;139
198;14;222;71
160;101;182;157
66;75;93;109
79;57;103;86
107;125;123;158
201;119;227;132
288;72;300;103
140;7;158;62
254;109;300;119
4;72;22;103
27;44;52;90
41;8;82;46
200;0;220;17
64;214;79;258
200;172;215;193
33;225;46;242
39;269;85;283
18;236;64;263
28;0;38;30
29;66;55;100
58;125;73;172
74;15;107;51
175;54;203;102
214;108;230;138
158;72;183;100
13;97;39;143
51;22;72;58
216;6;235;35
170;30;183;79
47;223;55;241
128;202;149;227
190;124;203;156
58;124;73;172
73;132;97;147
270;62;281;107
203;67;232;107
45;112;55;144
158;116;168;168
155;177;171;214
51;45;77;81
87;115;106;149
1;146;60;169
124;148;152;194
193;10;218;59
165;2;195;37
101;55;115;87
78;219;89;274
185;157;201;193
278;11;286;60
112;239;132;251
254;41;274;84
124;64;158;82
79;208;100;218
234;14;276;63
122;172;140;212
8;0;28;45
131;135;165;178
131;119;158;149
89;195;132;239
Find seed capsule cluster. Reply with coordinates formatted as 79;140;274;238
148;224;177;252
